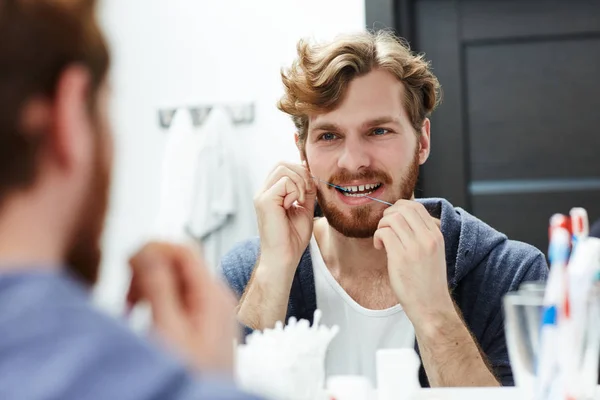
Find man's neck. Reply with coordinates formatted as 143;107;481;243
0;193;66;271
313;217;399;309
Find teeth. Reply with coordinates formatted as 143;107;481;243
340;183;381;193
362;183;381;191
343;191;374;197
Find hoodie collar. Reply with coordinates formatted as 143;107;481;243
416;197;506;289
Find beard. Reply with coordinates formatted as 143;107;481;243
65;130;111;286
316;146;420;238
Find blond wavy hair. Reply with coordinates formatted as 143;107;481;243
277;30;442;149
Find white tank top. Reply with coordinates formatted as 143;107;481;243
310;235;415;385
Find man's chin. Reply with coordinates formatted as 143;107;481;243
320;204;383;238
330;223;378;239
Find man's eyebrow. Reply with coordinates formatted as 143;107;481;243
309;116;402;133
310;121;344;132
360;116;402;129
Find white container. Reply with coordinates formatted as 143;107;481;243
376;348;421;400
326;375;373;400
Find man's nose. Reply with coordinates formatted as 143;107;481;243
337;135;371;172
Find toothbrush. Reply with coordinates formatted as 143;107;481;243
312;176;393;206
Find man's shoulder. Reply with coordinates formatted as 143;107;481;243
219;237;262;297
484;236;549;283
0;295;258;400
455;214;549;304
0;273;259;400
220;237;261;272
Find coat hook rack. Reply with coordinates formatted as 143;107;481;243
157;102;255;130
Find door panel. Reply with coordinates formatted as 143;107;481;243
415;0;600;253
466;38;600;181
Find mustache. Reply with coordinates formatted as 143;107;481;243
327;169;393;186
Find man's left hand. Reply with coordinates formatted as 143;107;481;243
373;200;454;325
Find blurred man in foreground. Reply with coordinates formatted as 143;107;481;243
0;1;258;399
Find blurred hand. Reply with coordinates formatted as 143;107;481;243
126;242;238;375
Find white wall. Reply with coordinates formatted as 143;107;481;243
94;0;366;314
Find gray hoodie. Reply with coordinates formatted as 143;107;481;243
220;197;549;387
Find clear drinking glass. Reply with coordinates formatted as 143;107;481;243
503;282;600;400
503;290;544;399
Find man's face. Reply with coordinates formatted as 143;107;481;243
65;83;113;285
303;69;430;238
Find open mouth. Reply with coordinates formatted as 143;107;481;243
335;183;382;197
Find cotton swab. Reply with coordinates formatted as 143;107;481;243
311;176;394;206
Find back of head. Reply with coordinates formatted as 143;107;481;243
0;0;109;207
277;30;441;148
0;0;111;285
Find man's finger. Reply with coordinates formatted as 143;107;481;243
167;244;210;316
266;176;300;209
398;206;431;239
262;165;307;203
374;226;402;254
409;201;440;232
282;162;315;196
130;249;184;329
378;213;412;249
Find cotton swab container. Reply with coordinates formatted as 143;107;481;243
235;310;339;400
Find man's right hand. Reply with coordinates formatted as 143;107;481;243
237;162;317;330
253;161;317;269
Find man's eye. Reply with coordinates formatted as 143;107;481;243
320;132;338;141
372;128;390;136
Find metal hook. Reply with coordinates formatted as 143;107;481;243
158;108;178;129
225;103;255;125
189;106;213;128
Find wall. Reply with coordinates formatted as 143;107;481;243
94;0;366;314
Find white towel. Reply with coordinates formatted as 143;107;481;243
155;110;207;242
187;108;258;272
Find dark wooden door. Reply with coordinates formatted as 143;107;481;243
369;0;600;253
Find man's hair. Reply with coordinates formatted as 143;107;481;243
277;30;441;148
0;0;109;204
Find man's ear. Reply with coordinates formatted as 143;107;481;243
51;65;93;171
295;132;307;162
418;118;431;165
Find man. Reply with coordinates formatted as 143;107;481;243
0;1;259;399
221;30;549;387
